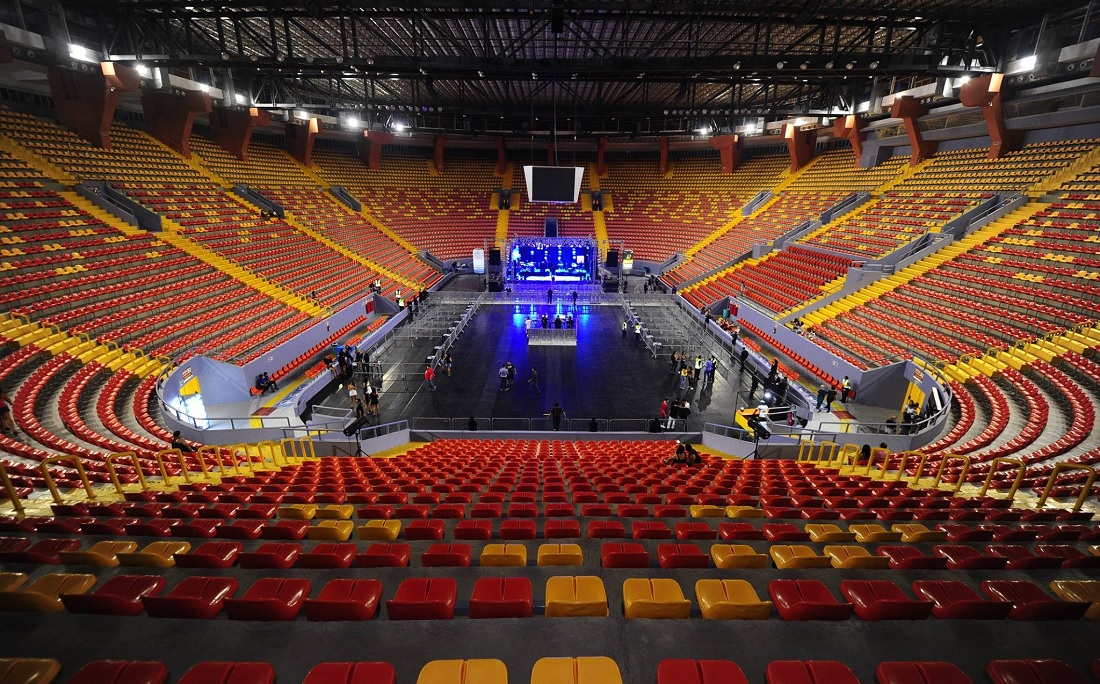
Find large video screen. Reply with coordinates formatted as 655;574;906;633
524;165;584;203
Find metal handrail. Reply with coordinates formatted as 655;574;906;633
39;456;97;505
105;451;148;494
977;457;1027;502
932;454;970;494
0;462;24;515
1036;463;1096;513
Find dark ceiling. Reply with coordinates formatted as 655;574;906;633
45;0;1091;135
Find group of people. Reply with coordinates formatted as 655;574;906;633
665;440;702;466
346;379;381;420
527;312;575;333
254;372;278;395
658;397;692;429
621;318;643;341
814;375;853;413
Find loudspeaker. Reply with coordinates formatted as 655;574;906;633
605;249;619;267
343;416;370;437
489;248;501;266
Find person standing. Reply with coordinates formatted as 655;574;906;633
571;290;578;307
546;287;553;304
525;317;532;339
669;350;678;373
444;351;453;376
622;319;629;339
498;363;510;391
549;402;566;431
424;365;437;392
731;325;740;345
528;367;540;394
824;385;838;413
815;384;828;411
841;376;852;403
633;321;642;342
749;372;759;400
693;355;703;381
739;347;749;373
348;381;364;417
702;356;716;389
506;361;516;389
659;398;669;428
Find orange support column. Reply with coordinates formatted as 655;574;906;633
47;62;140;149
286;117;319;166
708;134;742;174
434;134;445;174
959;74;1022;160
784;125;817;172
141;88;211;158
890;96;937;165
658;136;670;174
357;130;395;170
209;106;270;161
832;115;866;167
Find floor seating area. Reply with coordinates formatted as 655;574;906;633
2;440;1098;680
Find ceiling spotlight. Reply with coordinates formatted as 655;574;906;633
733;62;741;70
776;61;785;69
220;52;230;61
869;61;880;69
800;62;809;70
276;53;286;62
532;72;538;79
825;61;834;69
366;56;375;65
637;72;645;78
571;73;578;79
478;70;485;77
845;62;855;69
419;67;427;75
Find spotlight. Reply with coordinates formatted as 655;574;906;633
478;70;485;77
869;61;880;69
733;61;741;70
366;56;375;65
800;62;809;70
776;61;785;69
845;62;855;69
825;61;834;69
532;72;538;79
419;67;427;75
571;73;577;79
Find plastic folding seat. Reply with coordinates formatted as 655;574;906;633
850;524;902;542
806;524;855;543
530;656;621;684
306;520;355;541
875;661;973;684
601;542;650;568
545;519;581;538
935;524;992;542
573;493;600;505
632;522;672;539
506;502;538;518
587;520;626;538
877;546;947;570
911;580;1012;619
719;523;764;541
766;661;858;684
1035;544;1100;568
303;580;385;624
658;543;709;569
986;660;1088;684
259;520;308;540
824;545;890;569
666;494;694;506
694;579;771;620
68;659;170;684
404;519;445;541
480;543;527;567
1048;580;1100;620
299;542;357;569
891;524;947;542
57;540;137;567
238;542;301;569
422;543;472;567
356;543;411;568
174;541;242;569
763;523;810;542
770;545;832;569
358;505;395;519
537;543;584;566
416;659;507;684
654;505;687;518
0;537;31;561
0;573;96;612
933;545;1007;570
768;580;853;620
690;505;726;518
0;573;27;593
544;576;608;617
238;504;277;519
170;519;223;538
675;522;717;540
709;544;767;569
0;658;61;684
657;659;748;684
142;576;239;619
224;577;310;621
469;576;533;618
500;519;537;540
385;577;457;620
431;504;465;519
449;520;489;540
357;520;402;541
0;537;80;563
839;580;933;620
60;574;166;616
623;578;691;619
985;545;1061;570
980;580;1089;620
177;661;275;684
471;503;502;518
580;503;612;516
303;661;395;684
216;520;266;540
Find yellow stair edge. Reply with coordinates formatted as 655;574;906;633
0;132;77;185
592;211;609;251
1032;144;1100;196
0;313;164;378
359;209;420;255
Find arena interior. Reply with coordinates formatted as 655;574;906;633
2;1;1100;682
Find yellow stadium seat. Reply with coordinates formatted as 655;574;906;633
357;520;402;541
307;520;355;541
695;579;772;620
689;505;725;518
530;657;622;684
806;524;855;543
823;545;890;569
0;573;97;612
480;543;527;567
0;572;28;593
622;578;690;619
891;523;946;543
0;658;61;684
724;506;764;518
850;524;902;543
315;504;355;520
1048;580;1100;621
544;576;608;617
710;544;768;569
116;541;191;568
57;540;138;567
416;659;508;684
537;544;584;567
278;504;318;520
769;545;832;569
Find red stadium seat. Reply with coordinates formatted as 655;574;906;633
178;661;275;684
298;542;357;569
911;580;1012;619
601;542;650;568
875;661;973;684
768;580;853;621
544;519;581;538
60;575;166;616
174;541;242;569
980;580;1089;620
839;580;933;621
142;576;238;619
500;519;537;540
674;522;717;540
356;543;411;568
237;543;301;569
303;662;396;684
421;543;472;567
304;579;383;621
986;660;1088;684
632;522;673;539
385;578;457;620
224;577;310;621
469;576;533;618
657;659;749;684
657;543;709;569
588;520;626;538
68;660;169;684
766;660;858;684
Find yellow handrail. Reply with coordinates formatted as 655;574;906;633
0;462;24;515
229;444;255;473
932;454;970;494
877;450;924;482
39;456;96;505
906;451;932;487
256;440;281;470
863;447;891;477
280;437;300;464
834;443;859;469
154;448;191;486
1036;463;1097;513
192;446;217;478
299;434;318;460
797;441;815;462
816;441;838;467
105;451;149;494
977;457;1026;501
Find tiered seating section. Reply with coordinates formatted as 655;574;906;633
1;441;1096;680
891;140;1099;193
809;201;1098;367
121;184;370;310
684;245;853;313
785;149;908;192
802;192;991;258
188;133;317;186
600;155;788;262
312;150;499;261
664;192;847;288
508;198;595;238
